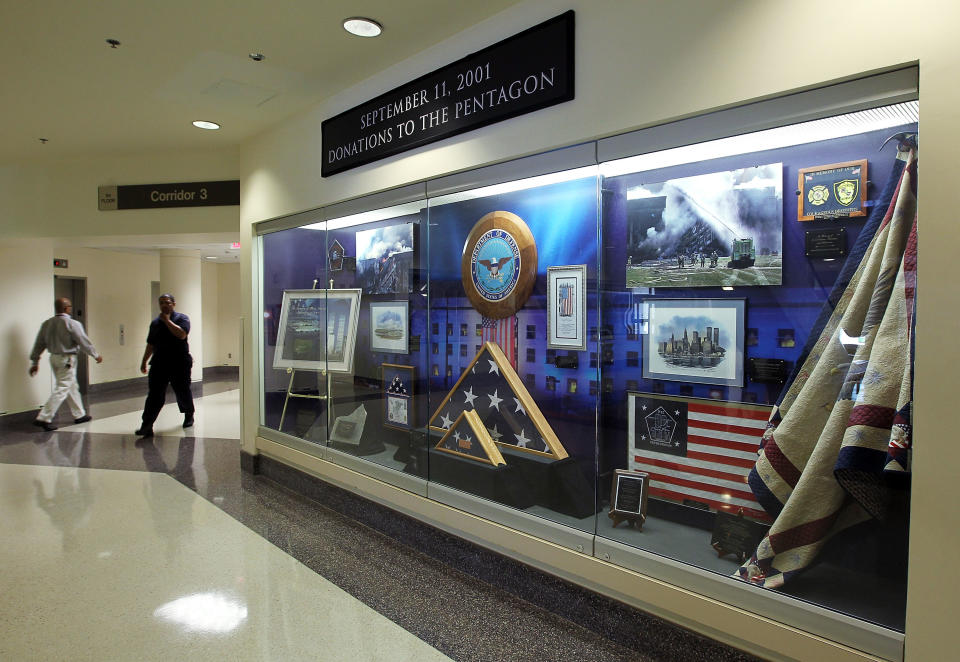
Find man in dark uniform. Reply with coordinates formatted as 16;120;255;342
135;293;194;437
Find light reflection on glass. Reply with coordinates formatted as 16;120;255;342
154;592;248;633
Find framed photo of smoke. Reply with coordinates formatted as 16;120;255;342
547;264;587;351
642;298;745;387
382;363;414;431
273;289;362;373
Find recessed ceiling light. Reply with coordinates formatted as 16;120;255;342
343;17;382;37
204;256;217;260
192;120;220;130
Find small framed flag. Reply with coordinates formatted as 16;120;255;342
547;264;587;351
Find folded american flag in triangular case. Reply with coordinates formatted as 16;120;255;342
429;342;568;459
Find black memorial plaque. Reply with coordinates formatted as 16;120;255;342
608;470;648;529
322;11;574;177
711;511;769;563
748;358;790;384
805;227;847;259
98;180;239;210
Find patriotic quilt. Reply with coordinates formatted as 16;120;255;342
627;393;772;522
739;150;917;588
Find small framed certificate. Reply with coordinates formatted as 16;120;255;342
547;265;587;351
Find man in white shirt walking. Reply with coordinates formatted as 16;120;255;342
29;297;103;431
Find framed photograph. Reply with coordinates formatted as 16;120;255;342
797;159;868;221
273;289;362;373
643;298;745;387
547;265;587;351
369;300;410;354
355;222;415;294
624;163;783;288
382;363;414;431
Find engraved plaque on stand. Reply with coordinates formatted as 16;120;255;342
711;510;769;563
608;469;648;530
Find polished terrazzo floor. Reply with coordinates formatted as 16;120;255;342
0;380;752;662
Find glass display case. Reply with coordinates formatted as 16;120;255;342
256;93;918;649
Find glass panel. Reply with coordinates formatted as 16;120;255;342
598;104;917;629
259;222;329;438
322;201;430;476
426;168;599;532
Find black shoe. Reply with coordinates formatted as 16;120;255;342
135;426;154;437
33;420;57;432
183;415;194;429
74;415;92;424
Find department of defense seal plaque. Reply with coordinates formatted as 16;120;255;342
461;211;537;319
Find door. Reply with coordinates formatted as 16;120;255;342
54;276;89;395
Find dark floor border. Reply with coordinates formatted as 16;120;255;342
252;453;758;662
88;374;147;395
203;365;239;380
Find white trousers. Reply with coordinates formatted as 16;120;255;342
37;354;85;422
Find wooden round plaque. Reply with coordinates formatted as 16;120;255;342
460;211;538;319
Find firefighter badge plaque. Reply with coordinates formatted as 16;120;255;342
797;159;868;221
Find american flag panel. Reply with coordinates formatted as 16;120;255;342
481;315;517;368
627;393;772;522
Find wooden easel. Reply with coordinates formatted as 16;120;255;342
278;279;334;432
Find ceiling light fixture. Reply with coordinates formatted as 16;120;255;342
342;17;382;37
248;52;265;62
106;38;121;48
192;120;220;130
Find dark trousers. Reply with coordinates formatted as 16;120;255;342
141;359;194;425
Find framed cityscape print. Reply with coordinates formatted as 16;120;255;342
642;298;745;387
273;289;362;373
382;363;414;430
547;264;587;351
369;300;410;354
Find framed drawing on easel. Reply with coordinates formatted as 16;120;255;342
273;289;362;373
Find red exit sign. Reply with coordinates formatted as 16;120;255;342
54;258;68;268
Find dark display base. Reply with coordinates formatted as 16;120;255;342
331;437;386;456
499;446;595;519
428;448;533;509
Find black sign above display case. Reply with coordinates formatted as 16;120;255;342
321;11;575;177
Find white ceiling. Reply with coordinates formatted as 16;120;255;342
1;1;521;165
4;1;521;257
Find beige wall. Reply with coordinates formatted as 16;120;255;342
201;261;240;368
201;260;218;367
217;262;240;366
0;147;240;411
2;148;240;239
0;239;55;414
50;246;159;385
238;1;960;660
